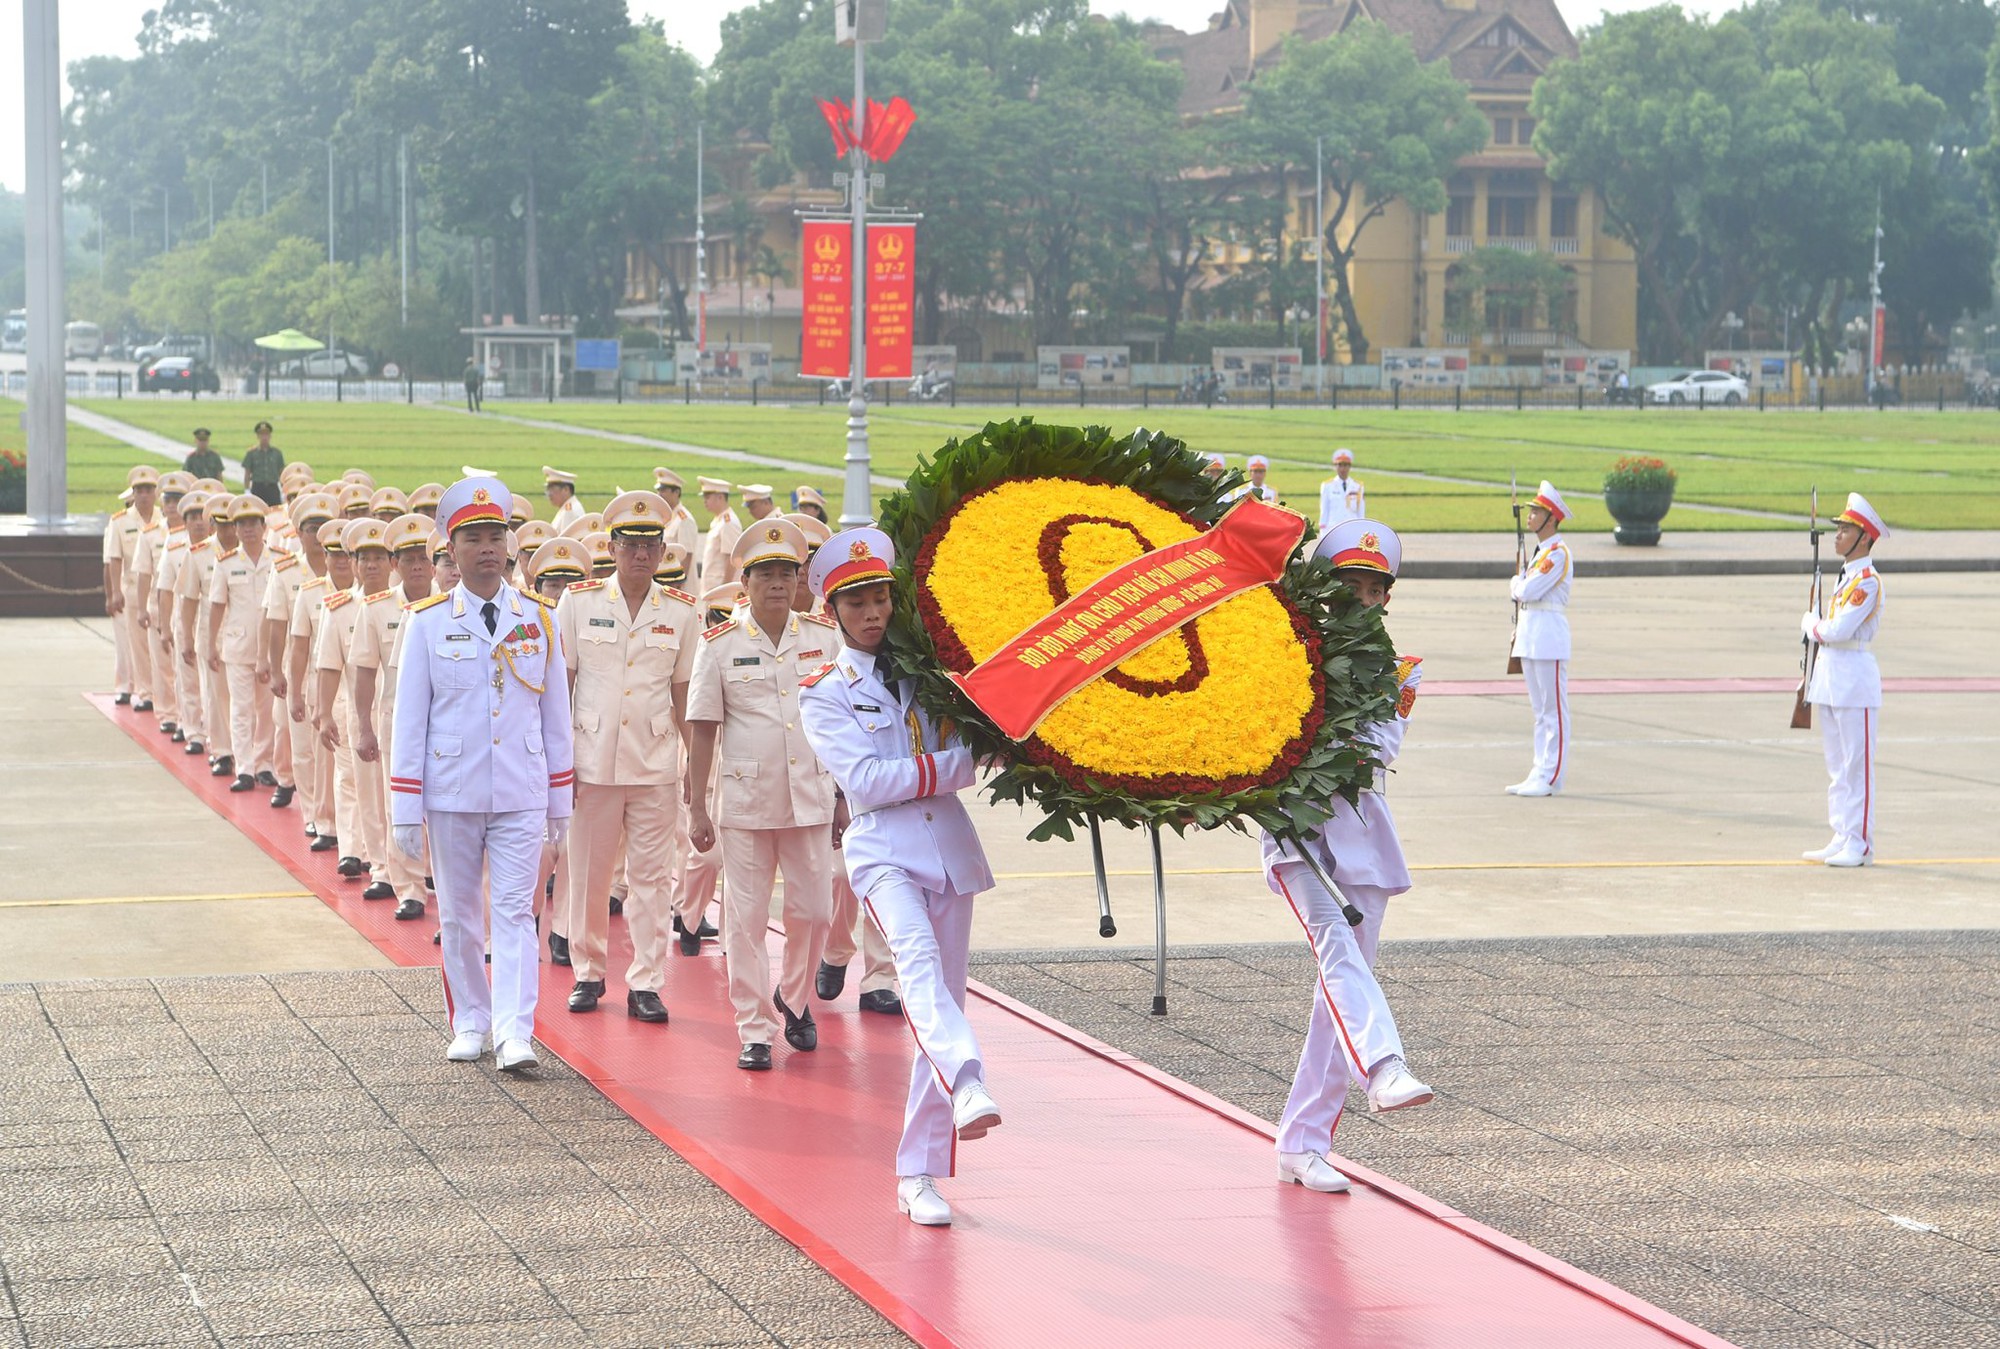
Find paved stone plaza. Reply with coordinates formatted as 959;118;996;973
2;567;1994;1346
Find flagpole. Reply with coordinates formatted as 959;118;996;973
1315;135;1325;396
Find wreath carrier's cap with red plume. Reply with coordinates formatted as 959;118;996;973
1532;480;1569;522
1314;518;1402;578
811;527;895;601
1839;492;1888;541
438;476;513;536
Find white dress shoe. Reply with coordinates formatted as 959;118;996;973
1825;845;1873;868
1277;1151;1351;1193
1802;837;1843;861
897;1175;953;1226
496;1038;539;1072
1503;780;1528;795
1367;1059;1435;1113
1512;781;1559;798
446;1031;487;1063
951;1081;1002;1140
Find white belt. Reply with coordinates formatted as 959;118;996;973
1520;601;1565;612
1820;639;1871;651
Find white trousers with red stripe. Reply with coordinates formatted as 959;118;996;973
1272;866;1403;1158
1817;703;1876;857
862;875;980;1180
427;808;543;1046
1521;657;1569;790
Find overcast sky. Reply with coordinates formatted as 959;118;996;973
1;0;1723;194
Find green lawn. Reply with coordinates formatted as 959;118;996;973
28;398;2000;530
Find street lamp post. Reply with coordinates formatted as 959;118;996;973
837;0;887;527
23;0;68;523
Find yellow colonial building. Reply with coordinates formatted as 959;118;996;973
1147;0;1636;366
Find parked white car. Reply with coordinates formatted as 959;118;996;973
1647;370;1748;405
277;349;372;378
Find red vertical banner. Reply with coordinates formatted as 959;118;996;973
1871;303;1886;371
800;221;851;380
866;223;914;380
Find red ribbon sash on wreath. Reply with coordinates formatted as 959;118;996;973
946;497;1307;740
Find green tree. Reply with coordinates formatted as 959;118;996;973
1243;20;1488;363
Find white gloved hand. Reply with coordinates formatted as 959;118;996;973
1800;611;1818;639
545;817;570;847
393;825;425;860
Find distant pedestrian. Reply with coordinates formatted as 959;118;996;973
242;422;285;507
184;428;224;481
463;358;483;413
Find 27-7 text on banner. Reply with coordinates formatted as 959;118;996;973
866;223;914;381
801;221;851;380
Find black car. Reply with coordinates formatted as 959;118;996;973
138;356;222;395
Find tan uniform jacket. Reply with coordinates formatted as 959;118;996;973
556;578;700;785
262;552;311;627
127;514;169;586
312;586;365;684
686;611;839;828
348;585;407;717
668;504;700;557
208;547;274;665
700;508;743;583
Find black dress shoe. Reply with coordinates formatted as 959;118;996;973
431;930;441;945
548;932;571;966
362;881;394;900
114;692;131;706
567;980;605;1013
672;914;718;940
738;1043;772;1071
424;875;434;891
608;894;624;917
171;729;186;744
336;856;365;878
229;774;256;793
132;699;152;712
676;926;701;957
774;990;818;1052
309;834;339;853
183;740;204;755
210;756;234;777
159;721;177;735
269;786;295;808
816;960;849;1001
627;990;669;1023
394;897;425;921
858;989;904;1016
254;770;279;788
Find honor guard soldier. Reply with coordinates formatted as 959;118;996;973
207;495;278;793
544;466;586;533
1318;448;1365;530
554;491;700;1024
650;468;702;557
258;491;333;814
106;466;167;711
798;529;1001;1227
409;483;445;520
178;492;231;770
318;518;400;894
288;511;347;851
1507;481;1573;797
391;477;576;1071
1242;455;1279;502
353;513;439;918
1802;493;1888;867
698;477;743;583
685;519;839;1070
1261;520;1432;1196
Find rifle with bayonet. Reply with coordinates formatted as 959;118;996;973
1507;470;1525;675
1791;486;1821;730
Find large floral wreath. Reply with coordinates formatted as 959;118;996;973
877;419;1400;842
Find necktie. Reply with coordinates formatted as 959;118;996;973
482;600;497;636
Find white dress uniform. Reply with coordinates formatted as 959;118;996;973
393;565;575;1052
1803;494;1888;865
209;525;276;781
686;533;839;1052
798;531;998;1185
1508;481;1573;795
1317;471;1365;531
556;508;700;1007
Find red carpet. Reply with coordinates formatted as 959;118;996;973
1426;675;2000;697
93;692;1732;1348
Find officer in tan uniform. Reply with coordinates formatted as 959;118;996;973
561;512;605;541
740;483;778;524
554;491;700;1023
207;494;277;792
334;482;371;520
294;521;355;857
793;486;830;523
544;466;586;533
698;477;743;584
670;580;747;956
652;469;702;557
134;472;193;736
177;493;230;769
353;513;438;918
265;491;337;822
106;466;167;712
409;483;445;519
686;520;838;1069
370;486;410;522
154;485;204;750
315;518;396;884
525;535;593;965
